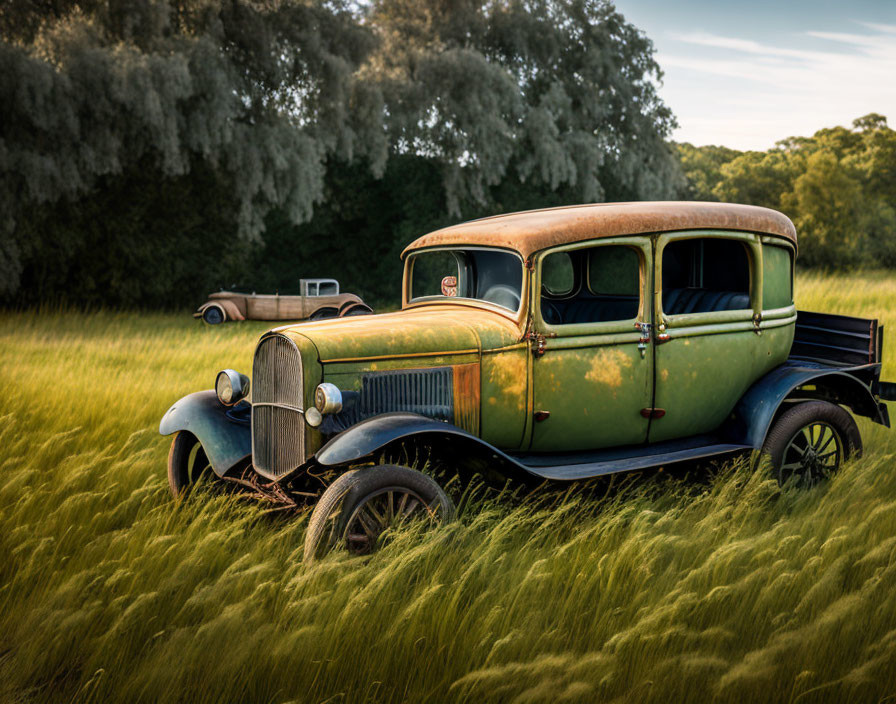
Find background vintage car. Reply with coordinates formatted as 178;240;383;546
194;278;372;324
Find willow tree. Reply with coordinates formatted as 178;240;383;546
1;0;681;305
366;0;682;213
0;0;385;297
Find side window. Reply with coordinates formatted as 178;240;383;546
542;252;574;296
589;246;640;296
762;244;793;309
306;282;318;297
661;238;751;315
318;281;338;296
541;244;641;325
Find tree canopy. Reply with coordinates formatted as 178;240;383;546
678;114;896;269
1;0;681;306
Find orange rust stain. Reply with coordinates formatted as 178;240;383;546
453;363;481;434
661;368;669;382
401;202;796;260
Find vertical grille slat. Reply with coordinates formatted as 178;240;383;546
251;335;304;479
360;367;453;421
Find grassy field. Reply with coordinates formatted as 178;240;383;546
2;273;896;704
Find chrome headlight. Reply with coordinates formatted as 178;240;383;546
216;369;250;406
314;383;343;414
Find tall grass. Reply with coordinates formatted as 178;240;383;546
2;274;896;704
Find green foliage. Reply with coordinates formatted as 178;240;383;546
678;114;896;270
2;272;896;702
1;0;682;308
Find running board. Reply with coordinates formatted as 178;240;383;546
510;438;752;481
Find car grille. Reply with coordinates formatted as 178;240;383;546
360;368;453;421
251;334;305;480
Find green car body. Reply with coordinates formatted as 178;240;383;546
161;201;891;491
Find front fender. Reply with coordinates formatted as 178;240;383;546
724;362;889;449
315;412;540;484
159;391;251;476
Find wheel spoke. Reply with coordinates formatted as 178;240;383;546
355;507;380;538
364;501;387;526
401;497;420;519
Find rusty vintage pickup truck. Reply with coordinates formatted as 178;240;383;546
161;202;895;560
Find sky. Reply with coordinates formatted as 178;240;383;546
615;0;896;150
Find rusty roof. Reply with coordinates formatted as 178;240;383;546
402;201;797;258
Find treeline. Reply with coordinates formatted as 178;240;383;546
678;114;896;269
1;0;680;309
3;2;893;313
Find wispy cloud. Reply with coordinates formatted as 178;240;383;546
657;22;896;148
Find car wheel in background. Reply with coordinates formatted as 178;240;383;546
761;400;862;487
303;464;455;563
167;431;214;497
202;305;225;325
309;307;339;321
340;303;374;317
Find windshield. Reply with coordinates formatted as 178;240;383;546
408;249;524;312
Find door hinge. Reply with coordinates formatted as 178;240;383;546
640;407;666;419
526;330;548;356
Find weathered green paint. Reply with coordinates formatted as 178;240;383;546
480;346;530;448
650;323;793;442
649;230;792;443
529;236;654;451
252;224;799;459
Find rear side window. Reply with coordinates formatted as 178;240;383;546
589;246;640;296
661;238;751;315
542;252;574;295
762;244;793;309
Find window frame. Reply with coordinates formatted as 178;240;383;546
760;237;797;321
402;245;528;321
534;236;650;337
655;230;761;330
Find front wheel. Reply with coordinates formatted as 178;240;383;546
761;400;862;487
167;431;214;497
303;465;455;563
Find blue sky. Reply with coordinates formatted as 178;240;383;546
615;0;896;149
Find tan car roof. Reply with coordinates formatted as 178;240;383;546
402;201;797;259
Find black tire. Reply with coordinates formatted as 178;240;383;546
202;305;225;325
303;465;455;563
761;400;862;486
167;431;214;498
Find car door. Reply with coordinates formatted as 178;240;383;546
649;230;781;443
528;237;654;452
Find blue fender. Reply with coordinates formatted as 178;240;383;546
315;412;540;481
723;361;889;449
159;391;251;476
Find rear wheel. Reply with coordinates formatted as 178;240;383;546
303;464;455;563
202;305;225;325
167;431;214;497
761;401;862;486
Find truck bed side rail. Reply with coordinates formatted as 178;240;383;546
792;310;882;367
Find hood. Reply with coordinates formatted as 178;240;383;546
273;305;522;362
